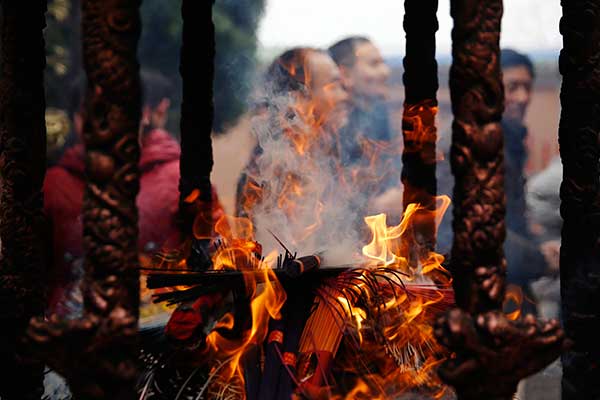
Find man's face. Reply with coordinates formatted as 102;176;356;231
503;65;533;124
306;51;350;131
342;42;390;101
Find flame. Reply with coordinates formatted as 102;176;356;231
327;196;454;398
504;284;524;321
176;51;457;398
166;200;454;398
199;215;287;386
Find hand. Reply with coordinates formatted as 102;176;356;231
540;240;560;272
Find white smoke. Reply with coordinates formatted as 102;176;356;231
245;91;370;266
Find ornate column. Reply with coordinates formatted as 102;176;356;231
448;0;506;316
27;1;143;398
434;1;568;398
0;1;48;398
558;1;600;398
178;0;215;269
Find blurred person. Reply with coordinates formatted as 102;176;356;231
437;49;547;299
500;49;552;293
44;69;225;316
328;37;402;219
236;47;350;219
527;156;562;319
501;48;535;237
328;36;391;148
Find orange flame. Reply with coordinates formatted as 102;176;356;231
193;51;456;397
329;196;454;398
504;284;524;321
198;215;287;385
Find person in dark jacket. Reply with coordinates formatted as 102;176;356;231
328;37;403;220
328;37;392;156
437;49;547;294
44;70;225;316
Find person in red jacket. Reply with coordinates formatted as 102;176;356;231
44;70;225;316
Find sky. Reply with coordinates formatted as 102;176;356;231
258;0;562;57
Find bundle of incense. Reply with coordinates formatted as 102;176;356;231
297;289;345;388
242;344;261;400
276;285;316;400
145;259;344;307
257;311;287;399
145;265;345;290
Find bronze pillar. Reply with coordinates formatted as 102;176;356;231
434;1;568;398
27;0;142;398
558;1;600;397
0;1;48;398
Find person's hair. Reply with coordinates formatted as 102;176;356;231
328;36;371;68
501;48;535;79
140;69;173;109
67;68;173;118
265;47;324;96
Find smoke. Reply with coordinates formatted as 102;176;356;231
213;0;266;133
245;89;371;266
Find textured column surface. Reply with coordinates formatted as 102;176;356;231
448;0;507;314
0;1;48;398
434;1;568;399
178;0;215;244
558;1;600;398
26;1;143;398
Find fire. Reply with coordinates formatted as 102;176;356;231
504;284;524;321
203;215;287;384
319;197;453;398
155;200;454;398
152;50;459;398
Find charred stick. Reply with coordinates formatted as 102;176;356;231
242;342;262;400
276;285;316;400
195;287;252;397
280;255;321;278
258;313;287;399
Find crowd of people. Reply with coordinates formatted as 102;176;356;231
43;37;562;320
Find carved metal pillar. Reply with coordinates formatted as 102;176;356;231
558;1;600;398
0;1;48;398
27;1;142;398
178;0;215;262
449;0;506;316
433;1;568;398
401;1;439;253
